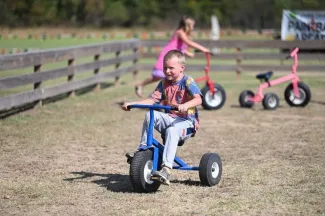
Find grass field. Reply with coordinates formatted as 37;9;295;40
1;33;324;215
1;70;325;215
0;26;273;51
0;38;113;49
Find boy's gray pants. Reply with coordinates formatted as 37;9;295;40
140;111;195;169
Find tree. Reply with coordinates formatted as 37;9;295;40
134;0;160;26
84;0;105;26
103;1;129;26
1;0;325;29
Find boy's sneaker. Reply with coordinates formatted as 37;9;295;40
152;167;171;185
125;152;134;164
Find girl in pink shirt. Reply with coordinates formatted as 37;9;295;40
135;15;210;98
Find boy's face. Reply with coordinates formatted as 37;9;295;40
163;56;185;82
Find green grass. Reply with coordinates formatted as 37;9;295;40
0;33;273;50
0;38;117;49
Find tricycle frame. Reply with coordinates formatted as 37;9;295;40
249;47;301;103
132;104;199;172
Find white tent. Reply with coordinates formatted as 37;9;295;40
211;15;220;53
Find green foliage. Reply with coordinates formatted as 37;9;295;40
104;1;129;26
1;0;325;28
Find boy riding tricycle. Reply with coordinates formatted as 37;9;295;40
122;50;222;192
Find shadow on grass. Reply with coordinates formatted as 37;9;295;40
0;82;114;119
0;102;38;119
171;179;202;186
64;171;204;192
230;104;286;110
63;171;134;193
230;104;242;108
311;100;325;106
116;101;124;107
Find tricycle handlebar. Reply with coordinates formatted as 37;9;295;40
284;47;299;60
127;104;178;112
290;47;299;57
194;49;214;56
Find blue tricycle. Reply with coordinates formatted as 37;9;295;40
127;104;223;193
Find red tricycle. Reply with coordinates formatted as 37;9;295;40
239;47;311;110
195;52;226;110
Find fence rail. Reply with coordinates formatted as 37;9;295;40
1;39;325;112
141;40;325;73
0;39;140;111
142;40;325;49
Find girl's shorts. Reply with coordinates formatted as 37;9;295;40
152;68;165;78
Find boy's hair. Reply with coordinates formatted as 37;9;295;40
163;49;186;65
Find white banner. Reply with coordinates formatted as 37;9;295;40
281;10;325;40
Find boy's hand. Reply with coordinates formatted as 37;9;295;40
178;104;189;113
122;102;133;111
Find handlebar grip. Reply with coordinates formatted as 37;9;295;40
126;105;131;110
170;106;179;111
194;49;214;56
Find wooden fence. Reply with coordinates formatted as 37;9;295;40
141;40;325;73
1;39;325;112
0;39;140;111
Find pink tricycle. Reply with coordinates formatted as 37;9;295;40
239;47;311;110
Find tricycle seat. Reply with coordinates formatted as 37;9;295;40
161;128;196;147
256;71;273;82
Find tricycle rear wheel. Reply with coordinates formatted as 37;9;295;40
239;90;255;108
201;84;226;110
199;153;222;186
262;92;279;110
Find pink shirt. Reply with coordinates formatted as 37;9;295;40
154;32;187;70
149;75;202;130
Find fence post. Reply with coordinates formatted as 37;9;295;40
94;54;101;92
235;47;242;79
115;51;121;86
34;64;42;107
133;47;139;81
67;59;75;97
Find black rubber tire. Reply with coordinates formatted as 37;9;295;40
262;92;279;110
199;153;222;186
201;84;226;110
239;90;255;108
284;82;311;107
129;150;161;193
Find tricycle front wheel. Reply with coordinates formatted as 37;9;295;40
284;82;311;107
129;150;161;193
